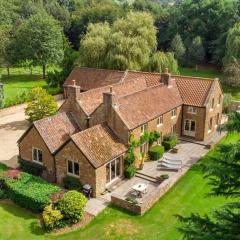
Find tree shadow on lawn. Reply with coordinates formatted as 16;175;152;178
0;200;45;236
0;119;30;131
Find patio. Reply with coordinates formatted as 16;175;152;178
110;131;226;215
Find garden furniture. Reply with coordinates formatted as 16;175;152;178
131;183;148;197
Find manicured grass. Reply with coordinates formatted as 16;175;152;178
179;67;240;101
0;67;62;107
0;133;238;240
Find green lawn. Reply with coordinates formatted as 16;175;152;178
0;67;62;107
0;133;238;240
179;67;240;101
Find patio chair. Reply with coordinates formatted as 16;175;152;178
162;157;182;165
160;161;182;172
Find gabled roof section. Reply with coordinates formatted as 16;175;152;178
174;75;214;107
77;77;148;116
33;112;81;154
114;80;183;130
64;67;125;90
71;123;127;168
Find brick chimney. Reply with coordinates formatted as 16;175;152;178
67;80;81;100
161;68;171;86
103;86;115;107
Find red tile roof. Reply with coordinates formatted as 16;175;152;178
34;112;81;154
64;67;125;90
77;77;148;115
71;123;127;168
174;76;213;107
114;80;183;129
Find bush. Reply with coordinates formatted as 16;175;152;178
63;176;82;190
126;196;138;205
19;158;45;176
148;145;165;160
0;189;7;199
57;191;87;224
42;204;63;231
124;165;137;179
124;151;135;166
162;134;178;151
0;163;8;174
4;172;60;212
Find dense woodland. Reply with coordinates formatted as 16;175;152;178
1;0;240;87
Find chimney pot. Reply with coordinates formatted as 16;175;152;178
72;80;76;86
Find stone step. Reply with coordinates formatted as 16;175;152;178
135;172;158;183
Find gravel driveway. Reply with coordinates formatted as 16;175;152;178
0;101;64;168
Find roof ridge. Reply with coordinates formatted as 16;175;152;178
73;66;125;73
71;123;104;138
173;74;214;81
127;69;162;76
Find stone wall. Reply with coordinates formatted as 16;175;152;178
18;126;56;182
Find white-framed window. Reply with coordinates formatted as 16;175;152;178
140;123;148;135
187;106;197;114
171;124;176;133
218;94;222;106
106;157;121;184
208;117;213;132
140;143;148;154
32;148;43;164
171;108;177;118
157;132;163;145
67;160;80;177
157;115;163;127
210;98;215;110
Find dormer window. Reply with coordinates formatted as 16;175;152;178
171;108;177;118
188;106;197;114
141;124;147;135
157;115;163;127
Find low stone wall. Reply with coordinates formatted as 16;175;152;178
229;100;240;111
111;169;190;215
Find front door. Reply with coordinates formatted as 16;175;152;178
184;119;196;137
106;157;121;185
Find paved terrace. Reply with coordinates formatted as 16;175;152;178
108;131;226;215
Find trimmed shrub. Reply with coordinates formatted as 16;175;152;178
4;172;60;212
0;189;7;199
148;145;165;160
57;191;87;224
124;151;135;166
42;204;63;231
19;158;45;176
63;175;82;190
0;163;8;174
162;134;178;151
124;165;137;179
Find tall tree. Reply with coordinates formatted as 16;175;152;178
108;12;157;70
14;12;64;79
224;58;240;86
149;51;179;74
188;36;205;70
170;33;186;65
79;22;111;68
224;22;240;66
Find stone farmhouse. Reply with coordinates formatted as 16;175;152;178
18;67;223;197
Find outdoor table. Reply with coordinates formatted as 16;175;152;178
131;183;148;197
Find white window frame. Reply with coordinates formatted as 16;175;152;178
67;160;80;178
157;115;163;127
171;108;177;118
171;124;176;133
187;106;197;114
106;157;121;185
32;147;43;165
140;123;148;135
183;119;196;137
208;117;213;133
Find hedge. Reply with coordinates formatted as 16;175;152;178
162;134;178;151
63;175;82;190
148;145;164;160
124;165;137;179
18;158;45;176
4;172;60;212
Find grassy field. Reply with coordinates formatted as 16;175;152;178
0;133;238;240
0;67;62;107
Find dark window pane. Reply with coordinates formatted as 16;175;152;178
191;121;196;131
33;149;38;161
38;150;43;162
111;161;116;180
106;163;110;183
116;158;121;176
74;162;79;176
68;160;73;173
